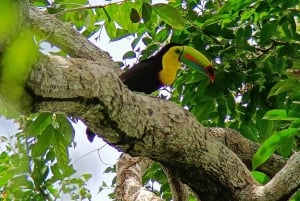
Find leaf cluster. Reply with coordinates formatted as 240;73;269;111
0;114;91;200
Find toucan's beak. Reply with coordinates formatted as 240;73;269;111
179;46;215;82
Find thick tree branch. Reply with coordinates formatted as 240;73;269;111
27;54;296;201
26;6;297;201
206;127;285;177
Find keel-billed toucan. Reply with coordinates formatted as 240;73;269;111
120;43;215;94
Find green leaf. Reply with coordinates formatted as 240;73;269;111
260;20;278;45
152;3;185;29
263;109;299;121
85;10;96;32
112;29;131;42
252;128;298;170
192;98;216;121
28;113;52;137
141;43;159;59
268;80;299;98
251;171;270;184
32;159;49;186
130;8;140;23
104;166;116;173
73;10;88;30
155;28;170;42
281;16;296;40
202;14;231;27
116;2;139;32
31;131;51;157
122;51;136;60
240;123;258;142
279;136;293;158
47;126;69;168
104;21;116;39
56;115;75;145
142;2;152;24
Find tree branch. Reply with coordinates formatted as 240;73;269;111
26;6;297;201
206;127;286;177
29;6;116;65
116;154;162;201
27;54;250;200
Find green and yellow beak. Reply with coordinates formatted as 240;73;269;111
179;46;215;82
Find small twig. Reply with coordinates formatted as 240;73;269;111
73;143;113;166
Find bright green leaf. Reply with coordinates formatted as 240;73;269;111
268;80;298;98
56;115;74;145
251;171;270;184
28;113;52;137
252;128;298;170
152;3;185;29
155;28;170;42
263;109;299;121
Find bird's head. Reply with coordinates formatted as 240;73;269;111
165;44;215;82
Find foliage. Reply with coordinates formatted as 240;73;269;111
0;0;300;200
0;114;91;200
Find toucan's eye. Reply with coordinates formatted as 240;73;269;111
175;49;181;54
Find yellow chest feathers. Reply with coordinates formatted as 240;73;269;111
159;50;181;86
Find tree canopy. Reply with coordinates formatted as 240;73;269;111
0;0;300;200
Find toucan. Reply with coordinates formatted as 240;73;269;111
120;42;215;94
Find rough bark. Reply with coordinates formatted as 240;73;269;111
5;5;299;201
161;165;190;201
116;154;162;201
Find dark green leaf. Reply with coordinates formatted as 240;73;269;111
130;8;140;23
122;51;136;60
104;166;116;173
192;98;216;121
240;123;258;142
142;37;153;46
260;20;278;45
